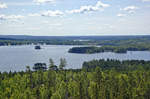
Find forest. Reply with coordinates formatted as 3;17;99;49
0;35;150;46
68;45;150;54
83;59;150;70
68;37;150;54
0;59;150;99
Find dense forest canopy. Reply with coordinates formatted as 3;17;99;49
68;45;150;54
0;59;150;99
82;59;150;71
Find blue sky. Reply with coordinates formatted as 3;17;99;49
0;0;150;36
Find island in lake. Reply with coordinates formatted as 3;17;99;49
35;45;41;50
68;45;150;54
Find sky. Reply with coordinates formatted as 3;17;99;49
0;0;150;36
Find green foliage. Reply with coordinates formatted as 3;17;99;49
68;44;150;54
68;46;104;54
49;58;58;70
49;58;54;68
83;59;150;71
1;57;150;99
0;66;150;99
59;58;67;70
33;63;47;71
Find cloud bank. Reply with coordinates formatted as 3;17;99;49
122;6;138;13
66;1;110;14
41;10;64;17
28;10;64;17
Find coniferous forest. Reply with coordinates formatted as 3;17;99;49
0;59;150;99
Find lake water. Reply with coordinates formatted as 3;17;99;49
0;45;150;72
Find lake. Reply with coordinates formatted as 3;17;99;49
0;45;150;72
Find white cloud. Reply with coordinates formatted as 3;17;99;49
66;6;99;14
66;0;110;14
117;13;126;17
0;14;24;20
118;6;138;17
7;15;25;19
0;14;5;20
28;10;64;17
122;6;138;13
41;10;64;17
33;0;54;4
96;1;110;8
0;3;7;9
26;0;110;17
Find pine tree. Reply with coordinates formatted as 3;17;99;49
49;58;54;70
59;58;67;70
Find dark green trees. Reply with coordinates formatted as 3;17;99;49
83;59;150;71
33;63;47;71
0;67;150;99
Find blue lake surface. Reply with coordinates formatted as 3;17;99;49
0;45;150;72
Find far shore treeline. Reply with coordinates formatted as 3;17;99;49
0;35;150;46
1;35;150;54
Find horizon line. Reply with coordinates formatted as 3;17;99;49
0;34;150;37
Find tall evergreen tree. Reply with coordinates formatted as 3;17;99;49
59;58;67;70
